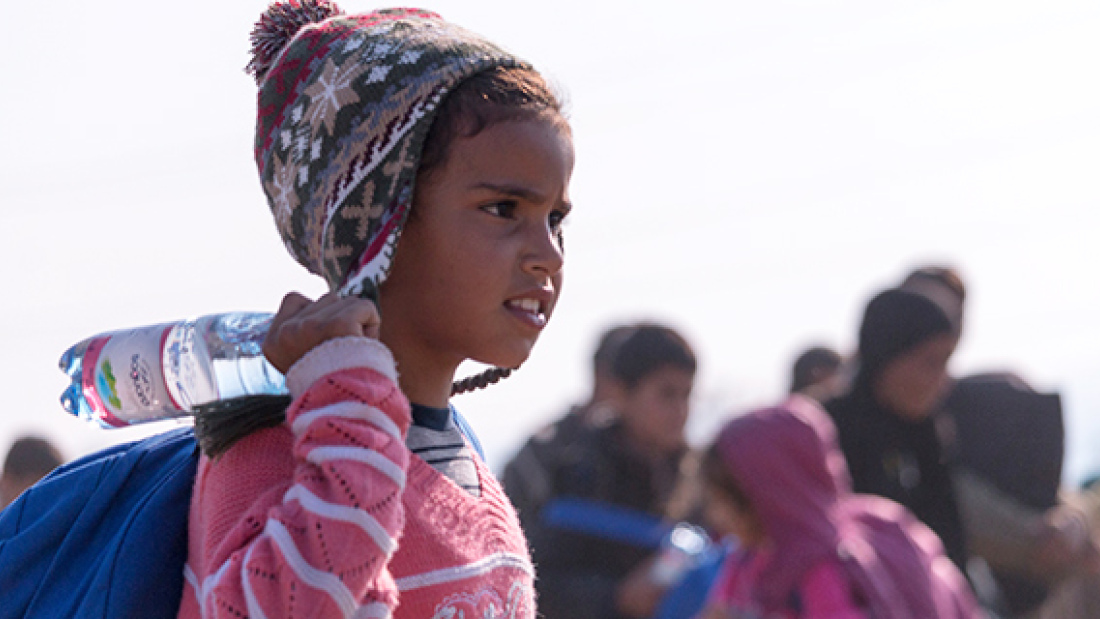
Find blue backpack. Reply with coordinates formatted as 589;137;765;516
0;408;486;619
0;427;198;619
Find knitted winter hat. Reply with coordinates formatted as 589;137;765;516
857;288;959;381
250;1;528;300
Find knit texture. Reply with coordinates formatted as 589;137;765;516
252;5;527;299
177;338;534;618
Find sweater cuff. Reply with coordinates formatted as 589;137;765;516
285;336;399;397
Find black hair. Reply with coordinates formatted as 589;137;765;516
901;265;966;304
417;65;567;180
2;436;63;479
611;324;696;390
857;288;956;385
592;325;636;376
790;346;842;394
700;440;751;512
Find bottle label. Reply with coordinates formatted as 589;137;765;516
86;324;180;425
81;336;127;427
163;321;219;410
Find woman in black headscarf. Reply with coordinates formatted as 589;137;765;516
824;287;969;571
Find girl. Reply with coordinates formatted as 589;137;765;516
823;287;968;571
178;3;572;618
697;396;981;619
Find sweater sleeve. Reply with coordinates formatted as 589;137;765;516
179;336;411;619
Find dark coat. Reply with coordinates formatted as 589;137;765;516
504;418;699;619
824;384;969;572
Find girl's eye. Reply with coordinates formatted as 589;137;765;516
549;210;568;252
548;209;568;233
481;201;517;219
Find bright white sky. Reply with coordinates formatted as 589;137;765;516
2;0;1098;483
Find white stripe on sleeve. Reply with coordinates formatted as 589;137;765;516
354;601;393;619
306;445;406;487
241;543;270;619
291;401;402;442
265;518;359;618
283;484;398;555
394;551;534;591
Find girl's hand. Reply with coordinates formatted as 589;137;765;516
263;292;381;374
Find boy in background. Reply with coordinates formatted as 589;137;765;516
513;323;703;619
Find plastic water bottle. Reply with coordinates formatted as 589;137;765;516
59;312;286;428
649;522;710;586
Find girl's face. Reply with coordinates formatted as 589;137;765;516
705;484;766;549
874;333;957;421
379;117;573;396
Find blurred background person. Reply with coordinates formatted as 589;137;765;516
899;265;966;331
1036;477;1100;618
946;373;1100;618
789;345;845;403
1;436;64;509
897;265;1100;616
503;324;634;533
823;286;969;570
521;323;704;619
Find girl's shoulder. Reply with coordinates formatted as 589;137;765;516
706;548;761;606
797;557;868;619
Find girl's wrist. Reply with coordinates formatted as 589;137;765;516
286;336;398;397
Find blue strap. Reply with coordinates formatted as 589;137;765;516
541;497;672;550
652;540;735;619
450;405;486;461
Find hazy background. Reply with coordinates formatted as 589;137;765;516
2;0;1097;483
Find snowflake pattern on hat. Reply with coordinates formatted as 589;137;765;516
253;6;527;300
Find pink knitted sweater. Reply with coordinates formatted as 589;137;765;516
177;337;535;618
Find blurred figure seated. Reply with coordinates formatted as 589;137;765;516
945;372;1100;617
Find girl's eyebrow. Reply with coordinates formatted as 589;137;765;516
471;181;544;201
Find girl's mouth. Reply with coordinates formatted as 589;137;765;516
505;297;548;328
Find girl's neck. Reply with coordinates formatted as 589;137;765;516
397;364;454;408
379;324;459;408
387;351;457;409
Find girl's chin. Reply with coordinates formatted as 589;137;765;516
471;345;536;372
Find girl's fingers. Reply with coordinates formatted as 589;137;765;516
271;292;313;326
264;292;382;372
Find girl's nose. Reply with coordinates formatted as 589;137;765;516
524;221;564;276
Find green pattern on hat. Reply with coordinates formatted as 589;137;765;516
253;7;528;300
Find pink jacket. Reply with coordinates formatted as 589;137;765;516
707;396;982;619
177;337;535;618
705;548;867;618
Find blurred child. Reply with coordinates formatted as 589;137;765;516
697;396;982;619
789;346;844;403
178;3;573;617
528;323;703;618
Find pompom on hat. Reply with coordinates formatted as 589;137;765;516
249;0;529;301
